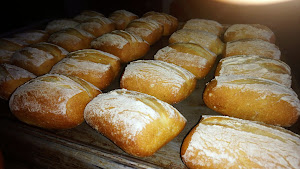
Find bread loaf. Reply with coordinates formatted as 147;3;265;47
84;89;186;157
215;55;292;87
13;30;49;44
91;30;150;63
182;19;224;37
48;27;95;52
0;63;36;100
109;10;138;30
181;115;300;169
154;42;217;79
125;18;163;45
224;24;276;43
143;11;178;36
120;60;196;104
224;39;281;59
9;74;101;129
73;10;105;23
11;42;69;76
50;49;121;90
169;29;224;55
45;19;80;34
0;38;29;64
203;75;300;126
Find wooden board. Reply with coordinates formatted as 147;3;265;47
1;35;299;169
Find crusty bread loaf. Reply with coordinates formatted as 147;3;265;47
203;75;300;126
73;10;105;23
224;39;281;59
50;49;121;90
76;16;116;37
0;38;29;64
84;89;186;157
143;11;178;36
120;60;196;104
181;115;300;169
215;55;292;87
11;42;69;76
45;19;80;34
224;24;276;43
91;30;150;63
13;30;49;44
9;74;101;129
125;18;163;45
48;27;95;52
169;29;224;55
109;10;139;30
182;19;224;37
154;43;217;79
0;63;36;100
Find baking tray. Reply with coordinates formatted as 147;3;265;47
0;31;299;169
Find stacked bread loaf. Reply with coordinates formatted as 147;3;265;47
1;9;299;167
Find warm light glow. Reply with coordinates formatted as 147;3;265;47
215;0;293;5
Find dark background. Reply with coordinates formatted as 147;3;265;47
1;0;299;82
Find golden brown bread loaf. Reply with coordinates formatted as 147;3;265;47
154;42;217;79
169;29;224;55
182;19;224;37
91;30;150;63
125;18;163;45
10;42;69;76
50;49;121;90
45;19;80;34
109;10;139;30
76;16;116;37
215;55;292;87
203;75;300;126
9;74;101;129
0;38;29;64
0;63;36;100
224;24;276;43
181;115;300;169
48;27;95;52
84;89;187;157
224;39;281;59
120;60;196;104
143;11;178;36
13;30;49;44
73;10;105;22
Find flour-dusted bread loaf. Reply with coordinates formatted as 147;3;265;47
0;38;29;64
125;18;163;45
154;43;217;79
91;30;150;63
181;115;300;169
10;42;68;76
48;27;95;52
9;74;101;129
120;60;196;104
76;16;116;37
73;10;105;23
13;30;49;44
182;19;224;37
203;75;300;126
169;29;224;55
224;39;281;59
45;19;80;34
224;24;276;43
109;10;139;30
84;89;187;157
215;55;292;87
143;11;178;36
50;49;120;90
0;64;36;100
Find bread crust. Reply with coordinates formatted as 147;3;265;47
109;10;138;30
181;115;300;169
120;60;196;104
84;89;186;157
203;76;300;126
182;19;224;37
9;74;101;129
